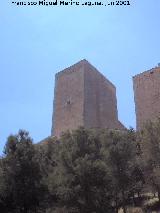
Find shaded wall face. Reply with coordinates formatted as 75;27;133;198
133;68;160;130
52;67;84;137
84;64;119;129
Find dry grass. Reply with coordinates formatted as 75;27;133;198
143;197;159;206
118;207;143;213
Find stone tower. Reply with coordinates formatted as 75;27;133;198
51;59;124;137
133;65;160;130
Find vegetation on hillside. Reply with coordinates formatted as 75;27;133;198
1;119;160;212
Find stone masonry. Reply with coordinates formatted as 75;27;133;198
51;59;125;137
133;66;160;130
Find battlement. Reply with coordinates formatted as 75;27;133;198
133;66;160;80
56;59;116;90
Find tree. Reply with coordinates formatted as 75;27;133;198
140;119;160;201
0;130;46;213
101;129;137;213
36;137;59;211
54;127;114;213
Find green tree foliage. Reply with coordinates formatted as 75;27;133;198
140;119;160;201
54;128;114;213
0;130;46;213
100;129;138;213
0;127;147;213
36;137;59;210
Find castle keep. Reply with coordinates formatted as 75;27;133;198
133;66;160;130
51;59;124;137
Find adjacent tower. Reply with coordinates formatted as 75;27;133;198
52;59;124;137
133;65;160;130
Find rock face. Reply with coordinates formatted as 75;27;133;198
51;59;125;137
133;66;160;130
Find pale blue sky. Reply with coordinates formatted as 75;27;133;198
0;0;160;154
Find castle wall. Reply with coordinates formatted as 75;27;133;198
84;62;120;129
133;67;160;130
51;62;85;137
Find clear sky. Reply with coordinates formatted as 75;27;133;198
0;0;160;154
